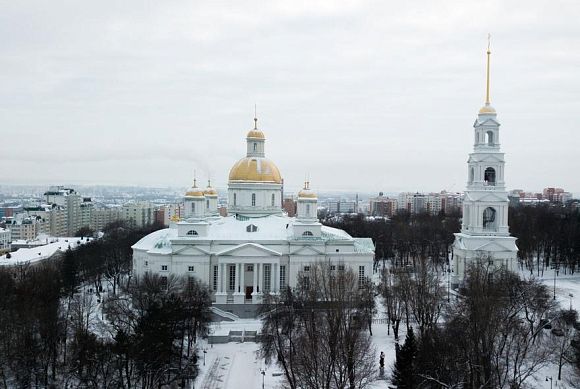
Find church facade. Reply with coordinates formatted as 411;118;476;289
452;43;518;282
132;119;375;304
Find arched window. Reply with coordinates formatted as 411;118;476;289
484;167;496;186
252;193;256;206
206;199;209;209
192;203;195;212
233;193;237;206
271;193;275;206
483;207;497;230
253;143;257;151
246;224;258;232
486;131;494;145
186;230;198;236
469;167;474;183
302;231;313;236
306;204;311;214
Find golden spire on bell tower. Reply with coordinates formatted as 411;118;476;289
479;34;496;114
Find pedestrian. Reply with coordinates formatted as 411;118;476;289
379;351;385;368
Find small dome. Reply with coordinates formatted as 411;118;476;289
478;103;496;114
298;181;317;199
229;157;282;183
185;180;205;197
246;129;265;139
204;186;218;196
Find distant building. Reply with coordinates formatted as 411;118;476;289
283;197;297;217
4;215;39;241
0;228;11;253
121;202;154;227
369;192;397;217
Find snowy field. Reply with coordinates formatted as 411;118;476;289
192;270;580;389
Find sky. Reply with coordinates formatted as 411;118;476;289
1;0;579;195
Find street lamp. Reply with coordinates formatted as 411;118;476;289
569;293;574;311
261;368;266;389
553;268;559;300
546;376;552;389
203;348;207;366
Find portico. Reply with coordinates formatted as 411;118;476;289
214;257;281;304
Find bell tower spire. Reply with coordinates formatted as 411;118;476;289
485;34;491;105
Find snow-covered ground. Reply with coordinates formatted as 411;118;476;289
0;236;92;266
191;269;580;389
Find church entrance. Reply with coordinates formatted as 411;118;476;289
245;286;253;300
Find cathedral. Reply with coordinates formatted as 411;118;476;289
452;43;518;282
132;119;375;306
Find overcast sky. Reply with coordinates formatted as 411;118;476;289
1;0;579;195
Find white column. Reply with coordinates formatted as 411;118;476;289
221;263;226;292
240;264;245;293
253;263;258;293
273;263;279;293
258;263;263;294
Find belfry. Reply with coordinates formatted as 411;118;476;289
452;38;518;282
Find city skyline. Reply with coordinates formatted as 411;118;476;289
2;1;579;193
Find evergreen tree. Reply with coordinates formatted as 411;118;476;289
392;327;417;388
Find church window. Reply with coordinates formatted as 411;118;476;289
246;224;258;232
192;203;195;212
358;266;366;289
483;207;497;230
306;204;311;214
302;231;313;236
188;266;195;272
302;276;310;290
469;167;474;183
484;167;496;185
330;265;336;271
206;199;209;209
304;265;310;272
264;264;271;292
161;265;168;271
144;261;148;267
252;193;256;206
338;265;345;271
228;265;236;291
280;265;286;289
213;265;218;291
247;264;254;272
233;193;237;206
187;276;195;291
253;142;257;151
271;193;275;206
186;230;198;236
160;276;168;290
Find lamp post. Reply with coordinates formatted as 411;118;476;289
261;368;266;389
553;267;558;300
546;376;552;389
203;348;207;366
569;293;574;311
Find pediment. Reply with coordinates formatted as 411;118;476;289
468;154;503;164
290;245;325;255
173;245;210;256
476;192;508;202
474;118;500;127
217;243;282;257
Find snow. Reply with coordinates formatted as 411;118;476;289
0;236;93;266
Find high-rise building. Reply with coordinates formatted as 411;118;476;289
121;202;154;227
0;228;11;253
452;42;518;282
369;192;398;217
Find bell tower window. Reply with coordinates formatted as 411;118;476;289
483;207;497;231
484;167;496;186
486;131;494;145
253;142;257;152
233;193;237;206
271;193;275;206
252;193;256;206
192;203;195;212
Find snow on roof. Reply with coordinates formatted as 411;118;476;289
0;237;92;266
354;238;375;254
133;215;366;253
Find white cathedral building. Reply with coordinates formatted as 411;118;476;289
132;118;375;305
452;43;518;282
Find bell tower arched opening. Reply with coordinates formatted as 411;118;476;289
484;167;496;186
483;207;497;231
485;131;494;145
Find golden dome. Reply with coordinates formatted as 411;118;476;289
185;179;205;197
298;181;317;199
479;103;496;114
204;180;218;196
229;157;282;184
246;129;265;139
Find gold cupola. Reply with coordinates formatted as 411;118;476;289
298;181;317;199
185;178;205;197
204;180;218;196
228;117;283;184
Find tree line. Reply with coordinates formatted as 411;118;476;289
0;221;212;388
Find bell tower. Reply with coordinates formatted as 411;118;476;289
452;37;518;283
